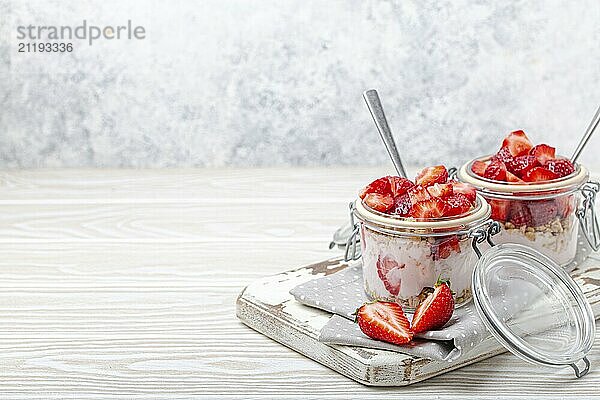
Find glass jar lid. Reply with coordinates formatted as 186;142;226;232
472;243;595;377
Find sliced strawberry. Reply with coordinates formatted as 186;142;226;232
501;130;533;157
359;177;392;199
443;193;472;217
407;185;431;204
506;170;524;183
522;166;559;182
506;155;539;178
356;301;413;345
545;158;575;178
528;200;558;226
415;165;448;187
391;193;412;216
484;159;508;181
556;195;575;219
509;201;533;227
411;278;455;333
364;193;394;212
376;255;404;296
450;181;477;203
427;183;453;198
492;146;514;164
530;144;556;165
470;160;488;177
388;176;415;197
409;198;447;219
431;236;461;260
489;199;511;222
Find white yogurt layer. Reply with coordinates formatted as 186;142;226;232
360;226;476;308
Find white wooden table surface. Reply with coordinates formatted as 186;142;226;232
1;167;600;399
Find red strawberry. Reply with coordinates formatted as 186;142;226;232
407;185;431;203
450;181;477;203
391;193;412;216
376;256;404;295
431;236;461;260
528;200;558;226
427;183;453;198
506;155;539;178
355;301;413;345
506;170;524;183
415;165;448;187
484;159;508;181
471;160;488;177
388;176;415;197
522;166;559;182
501;130;533;157
545;159;575;178
492;146;514;164
443;193;472;217
489;199;511;222
410;198;447;219
359;177;392;199
556;195;575;219
411;278;455;333
364;193;394;212
509;201;533;227
530;144;556;165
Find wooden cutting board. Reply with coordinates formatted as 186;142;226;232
236;254;600;386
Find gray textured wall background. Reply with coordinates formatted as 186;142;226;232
1;0;599;168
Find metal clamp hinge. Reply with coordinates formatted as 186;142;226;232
577;182;600;251
344;202;361;261
470;221;501;258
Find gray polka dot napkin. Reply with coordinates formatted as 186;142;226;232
290;264;537;362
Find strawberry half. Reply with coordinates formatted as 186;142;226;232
364;193;394;212
355;301;413;345
506;155;539;178
492;146;514;164
545;158;575;178
470;160;488;177
501;130;533;157
415;165;448;187
411;278;455;334
376;256;403;296
522;166;559;182
431;236;461;260
530;144;556;165
388;176;415;197
489;199;511;222
359;177;392;199
409;197;447;219
450;181;477;203
484;159;508;181
443;193;472;217
427;183;453;198
391;193;412;216
407;185;431;204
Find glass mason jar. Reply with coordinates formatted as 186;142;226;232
345;194;492;309
456;158;599;268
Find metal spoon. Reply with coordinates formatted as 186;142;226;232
572;104;600;163
363;89;408;178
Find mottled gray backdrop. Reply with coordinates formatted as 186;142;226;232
1;0;599;168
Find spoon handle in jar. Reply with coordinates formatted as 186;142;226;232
572;104;600;163
363;89;408;178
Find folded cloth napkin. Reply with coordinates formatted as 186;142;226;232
290;264;536;362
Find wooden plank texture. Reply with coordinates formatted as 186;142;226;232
0;168;598;399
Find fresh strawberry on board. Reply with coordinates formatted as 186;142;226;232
530;144;556;165
376;256;403;296
355;301;413;345
415;166;448;187
501;130;533;157
522;166;559;182
483;159;507;181
427;183;453;198
411;277;455;334
431;236;461;260
364;193;394;212
359;177;392;199
450;181;477;203
391;193;412;216
443;193;472;217
388;176;415;197
410;197;447;219
470;160;488;177
545;158;575;178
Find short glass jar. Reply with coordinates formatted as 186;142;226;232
457;158;599;268
347;194;492;309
